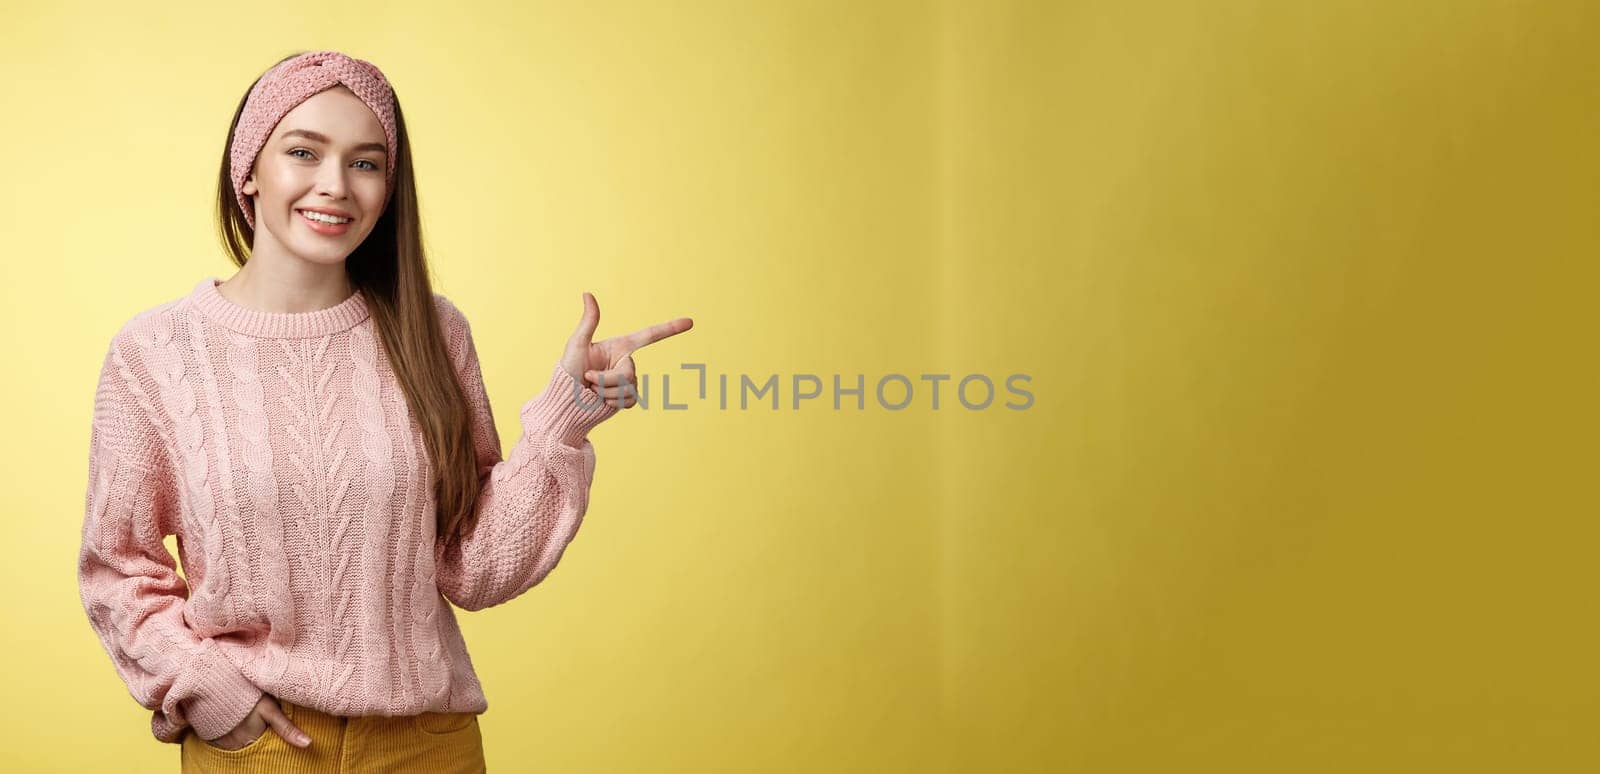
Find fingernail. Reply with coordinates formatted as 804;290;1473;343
297;734;311;746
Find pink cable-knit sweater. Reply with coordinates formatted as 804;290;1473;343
78;276;617;744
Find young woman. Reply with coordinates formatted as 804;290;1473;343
77;49;691;772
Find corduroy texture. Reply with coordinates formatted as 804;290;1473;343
79;277;618;744
231;50;399;229
180;697;486;772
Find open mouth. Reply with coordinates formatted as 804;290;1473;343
297;209;355;235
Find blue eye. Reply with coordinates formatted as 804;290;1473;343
289;148;380;171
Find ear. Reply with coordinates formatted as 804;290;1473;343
242;174;257;196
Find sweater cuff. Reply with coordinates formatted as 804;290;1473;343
182;647;264;741
519;364;619;449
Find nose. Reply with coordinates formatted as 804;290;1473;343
315;160;350;199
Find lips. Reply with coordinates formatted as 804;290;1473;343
297;209;353;235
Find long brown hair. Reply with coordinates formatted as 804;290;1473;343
214;52;480;547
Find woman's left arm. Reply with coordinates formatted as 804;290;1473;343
431;296;618;611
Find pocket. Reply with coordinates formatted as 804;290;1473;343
197;724;273;755
411;711;479;736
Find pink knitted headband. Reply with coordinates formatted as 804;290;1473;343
230;50;399;229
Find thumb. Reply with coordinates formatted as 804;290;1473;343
260;700;312;748
569;292;600;349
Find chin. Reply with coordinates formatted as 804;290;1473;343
290;241;358;265
292;255;354;268
292;226;371;259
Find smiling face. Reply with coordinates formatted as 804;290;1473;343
240;86;389;266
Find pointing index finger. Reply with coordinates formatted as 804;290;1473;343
621;317;694;353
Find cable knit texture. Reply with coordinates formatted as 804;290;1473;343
78;276;618;744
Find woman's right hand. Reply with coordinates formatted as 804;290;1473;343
204;694;312;750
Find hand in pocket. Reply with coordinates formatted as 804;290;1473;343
203;694;313;751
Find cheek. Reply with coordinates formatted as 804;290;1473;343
256;165;304;202
358;180;388;217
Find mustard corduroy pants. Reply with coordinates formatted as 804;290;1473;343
179;697;486;773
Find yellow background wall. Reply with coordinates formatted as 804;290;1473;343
2;1;1595;771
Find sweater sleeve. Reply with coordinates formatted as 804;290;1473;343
77;339;264;743
432;297;619;611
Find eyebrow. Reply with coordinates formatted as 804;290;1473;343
281;129;387;155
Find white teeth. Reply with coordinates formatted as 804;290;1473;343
300;210;353;224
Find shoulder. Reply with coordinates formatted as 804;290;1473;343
101;292;188;375
92;294;189;451
431;291;468;328
430;292;480;373
431;291;477;341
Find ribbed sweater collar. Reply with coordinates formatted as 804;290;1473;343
188;276;370;339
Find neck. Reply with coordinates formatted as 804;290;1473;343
218;260;354;314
